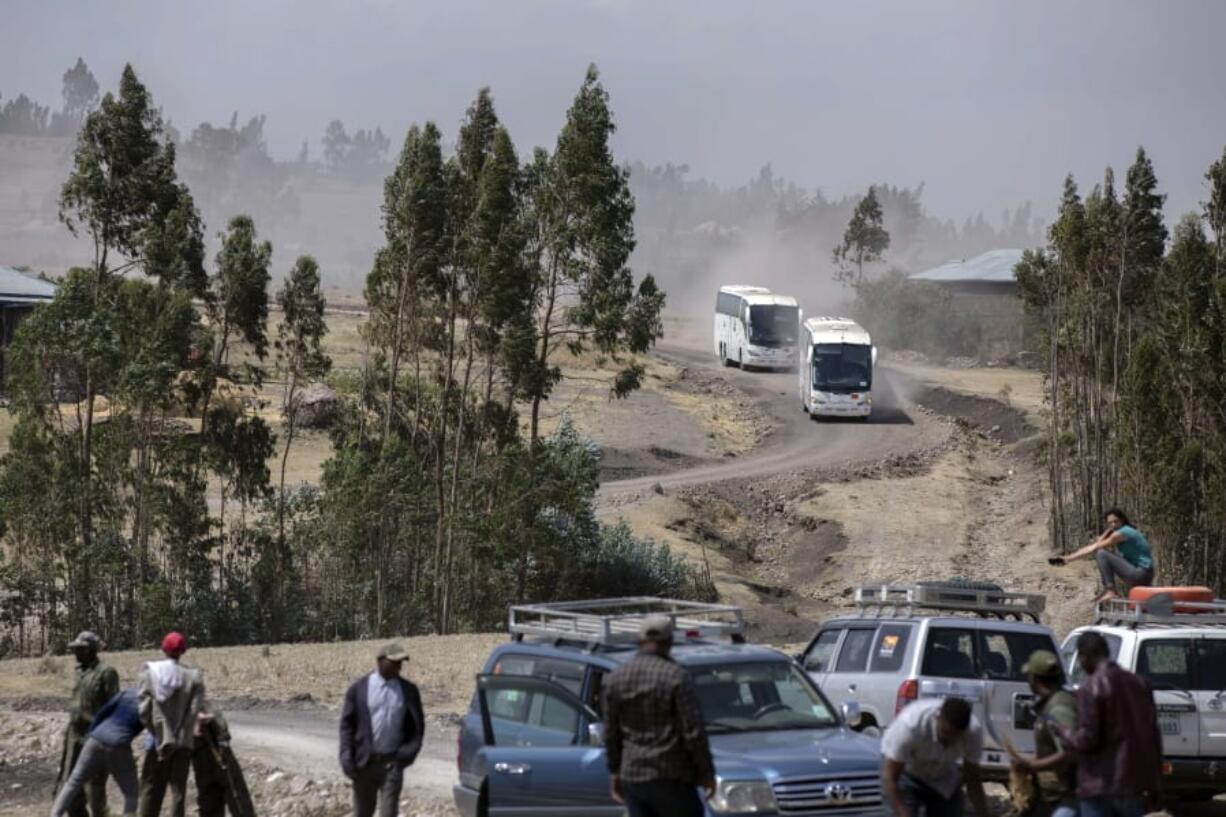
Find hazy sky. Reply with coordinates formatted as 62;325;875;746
4;1;1225;223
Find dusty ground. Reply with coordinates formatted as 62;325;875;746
0;634;503;713
0;709;455;817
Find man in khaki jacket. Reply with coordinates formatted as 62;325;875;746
59;631;121;817
137;632;205;817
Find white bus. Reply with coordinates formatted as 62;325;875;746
713;285;800;370
798;315;877;418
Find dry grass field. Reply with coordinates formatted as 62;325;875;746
0;632;505;715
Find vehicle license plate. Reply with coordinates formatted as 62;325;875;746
1158;712;1180;736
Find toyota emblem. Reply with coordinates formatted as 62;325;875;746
825;783;854;803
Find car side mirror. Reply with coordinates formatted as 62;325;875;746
841;701;863;729
588;722;605;747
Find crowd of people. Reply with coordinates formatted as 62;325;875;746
51;631;426;817
51;630;235;817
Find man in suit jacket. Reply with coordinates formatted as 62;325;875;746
137;632;205;817
339;643;425;817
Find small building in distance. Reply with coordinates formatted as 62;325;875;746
909;248;1025;294
0;264;57;386
909;249;1030;359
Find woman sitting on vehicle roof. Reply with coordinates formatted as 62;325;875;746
1049;507;1154;604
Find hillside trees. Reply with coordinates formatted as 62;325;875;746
833;185;891;289
308;71;674;638
62;58;100;122
0;64;697;655
0;66;278;651
524;66;665;447
274;255;330;563
1020;144;1226;591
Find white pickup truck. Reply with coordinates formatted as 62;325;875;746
1061;596;1226;802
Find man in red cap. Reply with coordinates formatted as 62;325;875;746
137;632;206;817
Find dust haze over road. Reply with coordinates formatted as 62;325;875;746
599;334;942;503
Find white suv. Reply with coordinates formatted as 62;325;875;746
799;582;1060;783
1061;597;1226;802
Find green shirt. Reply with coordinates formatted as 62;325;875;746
1115;525;1154;569
1034;689;1077;803
70;660;120;736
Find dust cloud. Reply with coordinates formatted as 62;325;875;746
3;1;1226;294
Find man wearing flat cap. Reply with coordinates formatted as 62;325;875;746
602;615;715;817
339;642;425;817
57;631;120;817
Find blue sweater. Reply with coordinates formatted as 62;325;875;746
88;688;144;747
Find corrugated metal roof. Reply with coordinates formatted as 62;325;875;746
909;249;1025;284
0;265;56;301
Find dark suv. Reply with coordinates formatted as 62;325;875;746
454;598;889;817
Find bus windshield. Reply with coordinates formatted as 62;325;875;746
812;343;872;391
748;305;799;347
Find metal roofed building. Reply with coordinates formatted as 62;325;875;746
0;265;57;385
908;249;1031;358
908;248;1026;295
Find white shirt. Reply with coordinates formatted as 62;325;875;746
367;672;406;756
881;698;983;799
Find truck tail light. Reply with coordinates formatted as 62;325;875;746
456;726;463;772
896;679;919;714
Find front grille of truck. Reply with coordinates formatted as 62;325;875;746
772;772;883;815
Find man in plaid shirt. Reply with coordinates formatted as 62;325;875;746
603;615;716;817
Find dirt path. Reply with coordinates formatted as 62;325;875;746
226;709;458;809
598;342;946;507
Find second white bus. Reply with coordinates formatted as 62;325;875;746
714;285;800;370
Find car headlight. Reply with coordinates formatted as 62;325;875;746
709;780;778;814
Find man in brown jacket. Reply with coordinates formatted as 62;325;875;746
1051;631;1163;817
602;615;715;817
137;632;206;817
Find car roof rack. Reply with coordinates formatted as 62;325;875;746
1095;596;1226;628
508;597;746;647
854;583;1046;622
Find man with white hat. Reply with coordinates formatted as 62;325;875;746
338;642;425;817
602;615;715;817
57;631;119;817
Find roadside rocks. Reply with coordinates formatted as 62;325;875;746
0;711;60;768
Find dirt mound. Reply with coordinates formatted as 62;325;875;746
912;384;1033;444
599;445;709;482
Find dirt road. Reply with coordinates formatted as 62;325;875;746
599;341;945;504
225;708;458;808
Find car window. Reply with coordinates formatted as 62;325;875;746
585;669;606;715
922;628;977;679
1065;631;1123;685
835;628;876;673
1195;639;1226;691
689;661;837;733
870;624;913;673
1137;639;1194;692
487;685;582;747
490;653;587;696
978;630;1059;682
804;629;842;673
